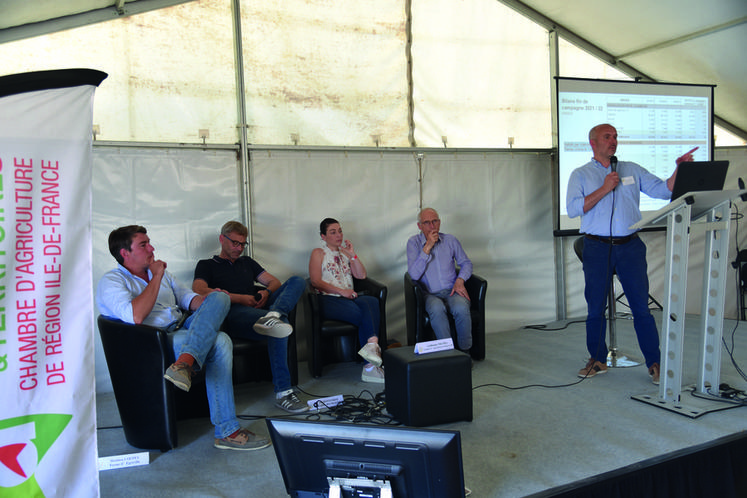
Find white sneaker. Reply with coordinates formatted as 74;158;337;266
253;311;293;338
358;342;382;367
362;364;385;383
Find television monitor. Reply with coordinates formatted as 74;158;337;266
265;418;466;498
555;77;714;234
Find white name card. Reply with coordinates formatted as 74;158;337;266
414;338;454;354
307;394;345;411
98;452;150;471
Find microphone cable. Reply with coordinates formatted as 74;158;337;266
575;156;619;381
591;155;617;376
606;154;618;318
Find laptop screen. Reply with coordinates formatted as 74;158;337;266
670;161;729;202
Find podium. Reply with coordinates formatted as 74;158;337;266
630;190;745;417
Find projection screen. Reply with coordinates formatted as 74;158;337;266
555;77;714;234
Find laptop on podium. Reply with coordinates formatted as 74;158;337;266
670;160;729;202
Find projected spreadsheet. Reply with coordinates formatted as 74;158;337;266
559;92;709;216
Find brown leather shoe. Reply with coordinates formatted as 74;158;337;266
649;363;660;385
214;428;271;451
163;361;193;391
578;358;608;378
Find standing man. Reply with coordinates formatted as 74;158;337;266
192;221;308;413
406;208;473;352
567;123;697;384
97;225;270;451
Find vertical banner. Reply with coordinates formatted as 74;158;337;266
0;70;107;497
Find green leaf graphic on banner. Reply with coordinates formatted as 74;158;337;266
0;413;72;496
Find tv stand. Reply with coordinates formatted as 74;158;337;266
328;477;393;498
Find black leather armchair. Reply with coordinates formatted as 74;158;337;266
304;278;388;378
404;272;487;360
97;308;297;451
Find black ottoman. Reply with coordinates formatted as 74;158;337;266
383;346;472;427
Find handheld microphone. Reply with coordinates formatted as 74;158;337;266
610;155;618;173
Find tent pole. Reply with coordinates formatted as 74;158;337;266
405;0;416;148
231;0;253;256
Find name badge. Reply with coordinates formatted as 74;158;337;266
622;176;635;186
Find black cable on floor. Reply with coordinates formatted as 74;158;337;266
298;389;398;425
472;376;591;392
522;319;586;331
689;388;747;407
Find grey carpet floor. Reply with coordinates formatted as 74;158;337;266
96;312;747;497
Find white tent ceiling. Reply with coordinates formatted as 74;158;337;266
507;0;747;139
1;0;746;139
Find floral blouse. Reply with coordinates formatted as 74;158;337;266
317;244;353;296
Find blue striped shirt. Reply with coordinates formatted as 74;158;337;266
407;232;472;293
567;158;672;237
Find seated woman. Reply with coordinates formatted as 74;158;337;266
309;218;384;383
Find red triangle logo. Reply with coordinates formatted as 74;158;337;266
0;443;27;478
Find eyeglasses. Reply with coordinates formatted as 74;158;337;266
420;219;440;226
223;234;247;248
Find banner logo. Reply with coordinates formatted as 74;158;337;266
0;414;71;495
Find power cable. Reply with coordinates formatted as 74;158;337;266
295;386;398;425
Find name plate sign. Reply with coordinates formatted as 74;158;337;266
414;338;454;354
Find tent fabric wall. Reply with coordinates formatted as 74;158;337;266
249;149;558;335
412;0;553;148
90;146;558;392
241;0;410;147
92;146;240;392
417;152;557;326
90;144;747;394
0;0;562;148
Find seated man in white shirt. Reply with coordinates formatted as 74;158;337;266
96;225;269;451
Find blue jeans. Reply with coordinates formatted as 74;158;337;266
171;291;239;439
582;236;660;368
424;289;472;350
318;294;380;347
220;276;304;393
